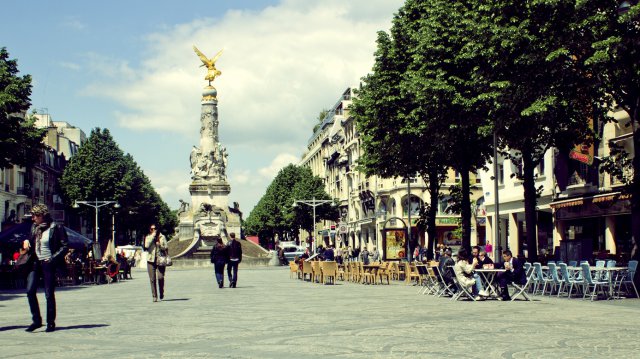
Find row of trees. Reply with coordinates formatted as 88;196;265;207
244;164;337;248
352;0;639;262
61;128;177;246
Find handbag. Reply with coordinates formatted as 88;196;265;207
157;248;172;267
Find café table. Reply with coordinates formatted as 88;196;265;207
567;266;629;299
362;264;380;284
475;268;506;298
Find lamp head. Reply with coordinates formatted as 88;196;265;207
114;203;121;209
72;201;79;209
292;201;298;208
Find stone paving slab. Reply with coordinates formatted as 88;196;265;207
1;266;640;358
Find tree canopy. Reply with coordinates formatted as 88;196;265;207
60;128;176;246
244;164;336;247
0;47;44;169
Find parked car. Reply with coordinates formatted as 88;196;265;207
278;242;305;262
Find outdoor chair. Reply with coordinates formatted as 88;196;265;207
545;263;562;296
320;261;338;285
602;260;617;283
568;260;578;267
558;263;582;298
581;263;608;301
377;262;391;285
405;263;420;285
510;266;534;301
311;261;322;283
415;265;431;293
337;263;346;281
302;261;313;281
451;277;477;301
616;260;639;298
532;262;548;295
289;261;299;279
433;265;455;297
594;260;606;281
389;262;401;281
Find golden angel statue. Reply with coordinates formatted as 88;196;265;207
193;46;224;85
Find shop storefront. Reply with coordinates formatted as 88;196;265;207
551;192;632;262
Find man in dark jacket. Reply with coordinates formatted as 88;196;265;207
498;250;527;300
23;204;68;332
226;232;242;288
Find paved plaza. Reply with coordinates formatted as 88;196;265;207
1;266;640;358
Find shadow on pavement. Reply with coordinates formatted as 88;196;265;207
0;325;28;332
161;298;190;302
56;324;109;331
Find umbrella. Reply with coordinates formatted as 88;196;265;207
0;222;93;250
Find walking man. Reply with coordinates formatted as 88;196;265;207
226;232;242;288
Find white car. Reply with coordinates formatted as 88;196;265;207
278;242;306;262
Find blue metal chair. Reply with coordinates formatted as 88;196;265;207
545;263;562;296
582;263;608;301
558;263;581;298
532;262;548;295
568;260;578;267
617;260;639;298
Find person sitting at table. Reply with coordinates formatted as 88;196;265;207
475;249;494;269
324;245;335;261
438;248;456;291
454;247;488;300
497;249;527;301
471;246;480;264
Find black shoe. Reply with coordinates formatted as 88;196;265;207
218;282;223;288
45;324;55;333
159;294;164;300
231;282;236;288
25;322;42;332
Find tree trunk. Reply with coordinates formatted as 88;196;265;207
522;150;539;262
631;99;640;261
460;166;472;251
426;166;440;260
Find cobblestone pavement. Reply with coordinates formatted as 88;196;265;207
1;266;639;358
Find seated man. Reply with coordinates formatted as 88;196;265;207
438;248;456;292
497;250;527;300
454;247;488;300
475;249;494;269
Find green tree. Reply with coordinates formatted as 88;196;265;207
0;47;44;168
60;128;176;247
585;0;640;248
244;164;336;248
475;0;606;261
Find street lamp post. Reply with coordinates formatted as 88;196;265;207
73;199;120;254
293;197;333;254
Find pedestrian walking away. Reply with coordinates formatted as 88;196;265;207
145;224;168;302
24;204;69;333
226;232;242;288
210;237;229;288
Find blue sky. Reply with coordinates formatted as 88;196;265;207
2;0;403;215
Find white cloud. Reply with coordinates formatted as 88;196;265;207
258;153;300;179
59;61;81;71
83;0;403;212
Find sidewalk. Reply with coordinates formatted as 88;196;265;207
1;266;639;358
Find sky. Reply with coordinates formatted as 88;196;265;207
2;0;403;216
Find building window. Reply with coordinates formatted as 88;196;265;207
498;164;504;185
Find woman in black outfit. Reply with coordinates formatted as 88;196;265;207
210;237;229;288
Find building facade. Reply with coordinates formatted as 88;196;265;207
299;88;485;259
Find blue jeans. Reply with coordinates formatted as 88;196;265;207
26;260;57;325
472;273;484;296
214;261;225;284
227;261;239;284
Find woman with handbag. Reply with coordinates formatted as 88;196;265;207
144;224;168;302
23;204;68;332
